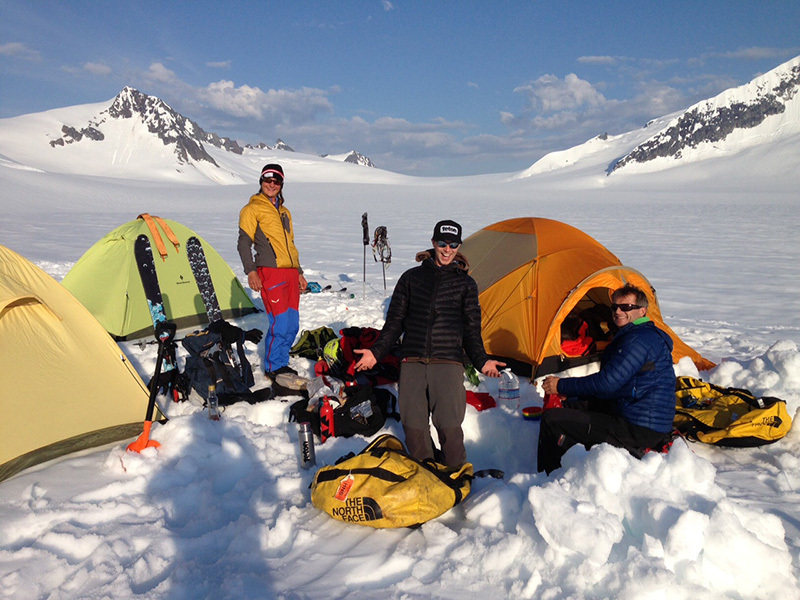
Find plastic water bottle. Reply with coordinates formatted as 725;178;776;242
498;369;520;409
298;422;316;469
207;384;221;421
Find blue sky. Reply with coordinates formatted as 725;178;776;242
1;1;799;176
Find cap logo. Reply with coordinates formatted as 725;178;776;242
439;225;458;235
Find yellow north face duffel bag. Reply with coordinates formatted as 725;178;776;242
674;376;792;446
311;434;479;528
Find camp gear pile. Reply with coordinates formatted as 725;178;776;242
288;382;398;441
674;376;791;446
182;321;268;406
313;326;400;386
290;326;339;360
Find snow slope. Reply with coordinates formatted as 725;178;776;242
1;57;800;599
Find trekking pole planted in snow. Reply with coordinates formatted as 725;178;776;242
371;226;391;291
361;212;369;284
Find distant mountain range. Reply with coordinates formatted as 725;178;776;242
245;139;296;153
609;55;800;174
514;54;799;180
0;55;797;183
1;86;377;181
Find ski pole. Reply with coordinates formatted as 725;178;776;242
361;212;369;283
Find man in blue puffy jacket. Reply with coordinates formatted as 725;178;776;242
537;284;676;474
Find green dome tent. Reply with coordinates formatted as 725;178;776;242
62;214;256;340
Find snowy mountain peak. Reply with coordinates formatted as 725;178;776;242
273;139;295;152
610;56;800;174
106;86;172;121
321;150;377;168
245;139;296;152
343;150;376;168
48;87;244;168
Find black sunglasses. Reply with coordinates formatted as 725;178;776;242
611;303;642;312
435;240;460;249
260;177;282;185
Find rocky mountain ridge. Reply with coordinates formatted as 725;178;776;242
46;87;376;171
610;57;799;173
321;150;376;168
48;87;245;168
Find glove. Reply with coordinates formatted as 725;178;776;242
208;319;243;344
245;328;263;344
154;320;177;343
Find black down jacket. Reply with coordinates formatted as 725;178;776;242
368;250;489;370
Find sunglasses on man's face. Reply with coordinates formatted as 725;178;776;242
611;303;642;312
435;240;460;249
261;177;282;185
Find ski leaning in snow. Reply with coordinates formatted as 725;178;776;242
185;235;241;371
134;234;180;401
186;236;223;322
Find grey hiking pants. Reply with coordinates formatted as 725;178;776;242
398;361;466;468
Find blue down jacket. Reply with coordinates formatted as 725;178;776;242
556;319;676;433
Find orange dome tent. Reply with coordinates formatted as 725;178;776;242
460;217;714;378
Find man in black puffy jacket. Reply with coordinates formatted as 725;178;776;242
354;220;505;468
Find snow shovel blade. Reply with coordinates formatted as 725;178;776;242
127;420;161;453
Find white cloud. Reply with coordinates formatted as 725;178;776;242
83;62;112;76
202;80;334;126
382;1;394;11
719;46;792;61
515;73;606;113
0;42;40;61
578;55;617;65
206;60;232;69
146;62;178;83
204;80;265;118
132;64;336;133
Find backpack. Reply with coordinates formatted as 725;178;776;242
674;376;792;446
317;327;401;386
290;326;339;360
311;434;474;528
182;326;270;406
288;384;399;440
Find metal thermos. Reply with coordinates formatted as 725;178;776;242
298;422;316;469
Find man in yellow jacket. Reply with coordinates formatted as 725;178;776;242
238;164;307;376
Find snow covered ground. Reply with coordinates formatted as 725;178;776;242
2;91;800;599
